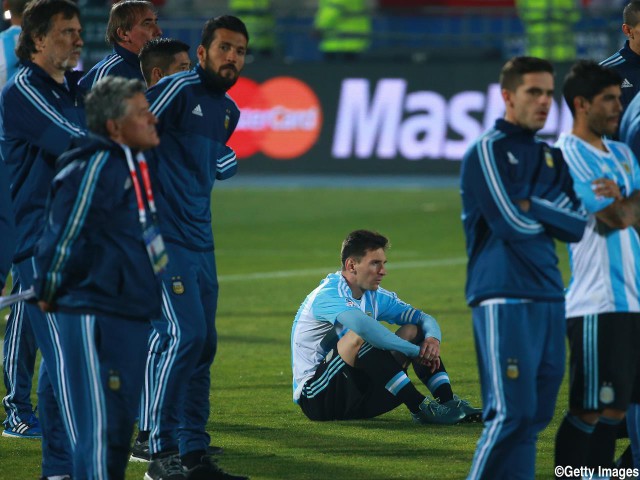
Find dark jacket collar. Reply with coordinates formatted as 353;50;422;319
21;60;83;97
621;41;640;63
114;42;142;67
58;133;125;168
494;118;538;139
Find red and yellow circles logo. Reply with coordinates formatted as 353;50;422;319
227;77;323;160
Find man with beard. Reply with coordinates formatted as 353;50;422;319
555;60;640;476
139;15;247;480
79;0;162;90
0;0;86;478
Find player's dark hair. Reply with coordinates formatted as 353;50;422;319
106;0;156;46
86;76;146;137
200;15;249;50
499;56;554;92
624;1;640;27
16;0;80;62
341;230;389;268
563;60;622;115
7;0;30;18
139;37;190;85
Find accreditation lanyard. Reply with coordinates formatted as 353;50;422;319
123;145;156;225
123;145;168;274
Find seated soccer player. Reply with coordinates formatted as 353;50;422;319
290;229;481;424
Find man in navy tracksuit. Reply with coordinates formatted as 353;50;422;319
461;57;587;480
0;1;85;477
78;0;161;90
141;15;247;480
600;1;640;110
34;75;164;480
0;160;14;293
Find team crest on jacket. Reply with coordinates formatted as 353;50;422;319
172;276;185;295
224;114;230;130
544;148;554;168
599;383;615;404
108;370;121;391
506;358;519;379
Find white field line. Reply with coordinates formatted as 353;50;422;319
218;256;467;282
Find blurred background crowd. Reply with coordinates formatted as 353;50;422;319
16;0;627;70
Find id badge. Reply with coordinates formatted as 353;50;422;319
142;222;168;274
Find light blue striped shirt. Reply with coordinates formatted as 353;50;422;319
557;133;640;316
0;25;20;89
290;272;431;401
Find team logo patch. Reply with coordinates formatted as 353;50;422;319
224;114;230;130
506;358;519;380
545;151;554;168
172;276;185;295
108;370;121;391
599;384;615;404
345;299;355;307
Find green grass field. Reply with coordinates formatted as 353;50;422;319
0;186;625;479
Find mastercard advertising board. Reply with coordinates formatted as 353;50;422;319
228;62;572;174
228;77;323;160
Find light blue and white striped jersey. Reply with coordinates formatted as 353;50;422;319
557;133;640;317
0;26;20;89
291;272;424;402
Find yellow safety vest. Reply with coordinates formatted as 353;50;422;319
516;0;580;61
314;0;371;54
229;0;275;52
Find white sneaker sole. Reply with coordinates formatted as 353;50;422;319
2;429;41;439
130;454;150;463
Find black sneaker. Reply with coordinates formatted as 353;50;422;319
207;445;224;456
131;439;151;462
185;455;248;480
144;453;186;480
442;395;483;423
132;440;224;463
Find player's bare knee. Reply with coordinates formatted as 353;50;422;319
395;324;419;343
570;409;600;425
601;408;626;421
337;331;364;366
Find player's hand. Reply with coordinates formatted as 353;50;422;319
38;300;54;312
418;337;441;371
592;178;622;201
516;199;530;212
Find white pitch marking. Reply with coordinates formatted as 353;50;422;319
218;257;467;282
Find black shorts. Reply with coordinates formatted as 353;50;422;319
298;347;401;421
567;312;640;411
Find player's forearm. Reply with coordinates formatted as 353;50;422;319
417;312;442;343
336;310;420;358
215;146;238;180
527;196;587;242
597;190;640;229
466;154;544;240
